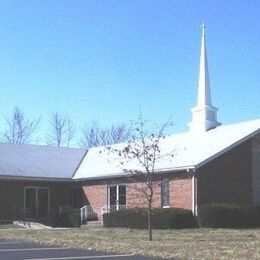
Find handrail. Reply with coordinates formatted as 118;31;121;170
80;205;98;224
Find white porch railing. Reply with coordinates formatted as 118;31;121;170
80;204;127;223
101;204;127;215
80;205;97;224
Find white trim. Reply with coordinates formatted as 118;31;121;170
107;184;126;210
163;206;170;208
116;185;119;210
107;185;110;211
74;166;195;181
192;175;197;215
192;176;194;214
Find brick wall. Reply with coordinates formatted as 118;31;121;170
125;177;192;210
126;181;161;208
82;185;107;219
170;178;192;210
82;173;193;220
197;140;253;208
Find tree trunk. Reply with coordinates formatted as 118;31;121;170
148;201;152;241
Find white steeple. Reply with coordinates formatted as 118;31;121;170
189;23;221;133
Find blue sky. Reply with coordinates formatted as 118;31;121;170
0;1;259;144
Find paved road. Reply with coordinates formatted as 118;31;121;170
0;240;154;260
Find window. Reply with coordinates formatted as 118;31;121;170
108;185;126;211
109;186;117;207
118;185;126;206
161;178;170;207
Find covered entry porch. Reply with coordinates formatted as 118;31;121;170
0;179;86;224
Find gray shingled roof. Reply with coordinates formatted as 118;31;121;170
0;143;86;180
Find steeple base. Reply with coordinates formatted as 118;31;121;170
189;105;221;133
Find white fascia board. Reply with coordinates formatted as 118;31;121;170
73;165;196;182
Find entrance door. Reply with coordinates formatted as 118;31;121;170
25;187;49;219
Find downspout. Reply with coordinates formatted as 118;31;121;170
191;169;198;216
107;185;109;212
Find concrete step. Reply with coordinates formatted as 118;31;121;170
86;221;103;227
13;221;52;229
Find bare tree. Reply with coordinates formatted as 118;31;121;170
80;122;103;148
110;124;131;144
46;112;76;147
80;122;130;148
3;106;40;144
106;115;172;241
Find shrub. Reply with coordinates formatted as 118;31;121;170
0;220;12;224
243;206;260;227
53;209;81;228
197;204;244;228
153;208;197;229
103;207;197;229
103;208;147;229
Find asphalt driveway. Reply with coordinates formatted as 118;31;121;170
0;240;153;260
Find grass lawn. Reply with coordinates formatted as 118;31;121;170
0;227;259;259
0;223;22;229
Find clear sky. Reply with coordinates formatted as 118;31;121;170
0;1;259;144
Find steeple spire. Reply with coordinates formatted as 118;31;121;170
189;23;221;133
197;23;212;106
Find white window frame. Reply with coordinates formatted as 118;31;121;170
107;184;126;211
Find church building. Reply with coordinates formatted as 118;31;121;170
0;25;259;223
75;24;260;219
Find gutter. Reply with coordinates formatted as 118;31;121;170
73;165;196;182
0;175;73;182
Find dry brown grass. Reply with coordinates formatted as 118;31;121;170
0;227;259;259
